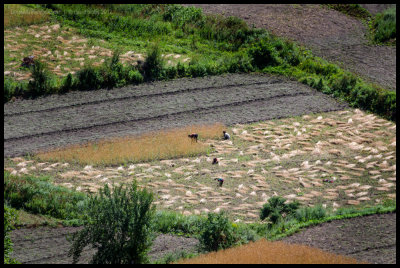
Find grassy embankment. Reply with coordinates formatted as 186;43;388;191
3;4;395;122
324;4;396;45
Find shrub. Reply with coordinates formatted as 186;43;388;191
199;212;240;252
371;7;396;44
4;204;20;264
248;39;282;69
59;73;76;94
165;66;178;79
276;40;303;66
27;60;53;98
142;43;165;81
127;69;144;84
259;196;300;224
293;204;327;222
102;49;127;89
68;182;156;264
188;59;208;77
154;210;205;235
4;79;14;103
329;72;357;95
76;66;103;90
176;62;186;77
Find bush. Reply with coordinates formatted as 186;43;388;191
68;182;156;264
154;210;205;235
176;62;186;77
27;60;54;98
59;73;76;94
188;62;208;78
76;66;103;91
259;196;300;224
329;72;357;95
371;7;396;44
249;39;282;69
127;69;144;84
4;204;20;264
142;43;165;81
293;204;327;222
102;50;127;89
199;212;240;252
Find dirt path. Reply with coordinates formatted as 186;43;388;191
4;73;348;158
184;4;396;91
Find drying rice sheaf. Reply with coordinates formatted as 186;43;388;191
177;239;365;264
36;123;225;166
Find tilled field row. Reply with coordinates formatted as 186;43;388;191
4;73;280;115
4;74;348;158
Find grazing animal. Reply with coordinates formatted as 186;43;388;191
188;133;198;142
215;178;224;187
212;158;219;165
223;130;230;140
21;56;35;67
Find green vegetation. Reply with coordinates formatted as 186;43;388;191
199;211;240;252
4;171;396;263
4;171;89;225
4;204;20;264
4;4;51;28
3;4;395;121
68;182;156;264
370;7;396;44
324;4;371;20
259;196;300;224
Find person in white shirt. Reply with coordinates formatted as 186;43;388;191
223;130;230;140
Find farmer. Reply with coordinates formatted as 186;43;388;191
212;157;219;165
215;178;224;187
21;55;35;67
223;130;230;140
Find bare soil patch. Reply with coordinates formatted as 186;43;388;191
10;226;199;264
281;212;396;264
184;4;396;91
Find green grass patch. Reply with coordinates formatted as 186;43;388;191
369;7;396;44
324;4;371;20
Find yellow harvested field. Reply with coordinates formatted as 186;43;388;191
177;238;366;264
36;123;225;166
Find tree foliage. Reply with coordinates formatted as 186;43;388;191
68;181;156;264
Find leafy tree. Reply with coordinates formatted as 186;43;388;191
68;181;156;264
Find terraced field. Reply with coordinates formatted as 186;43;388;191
4;73;348;158
4;4;396;264
185;4;396;91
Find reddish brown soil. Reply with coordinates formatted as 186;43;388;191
184;4;396;91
